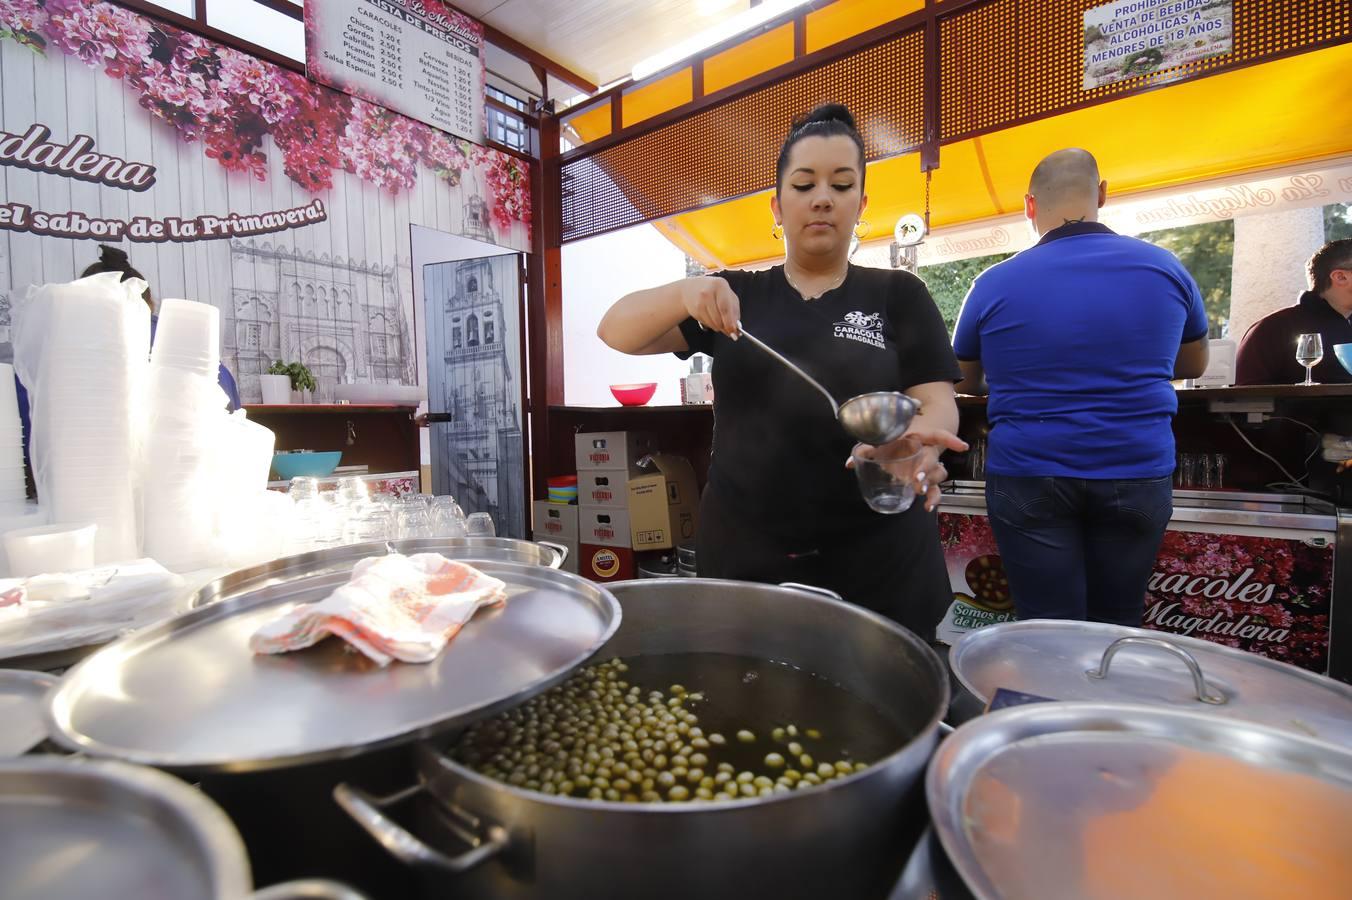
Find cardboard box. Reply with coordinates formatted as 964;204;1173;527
578;507;632;548
532;501;578;541
574;431;654;472
626;454;700;551
577;470;630;509
579;543;636;582
532;501;579;574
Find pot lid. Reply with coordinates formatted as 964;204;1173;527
927;703;1352;900
949;621;1352;746
0;756;250;900
0;670;58;756
187;537;566;609
47;559;620;772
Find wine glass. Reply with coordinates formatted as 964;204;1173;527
1296;333;1323;386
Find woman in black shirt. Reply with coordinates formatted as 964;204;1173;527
597;104;965;639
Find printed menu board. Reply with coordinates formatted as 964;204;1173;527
306;0;485;143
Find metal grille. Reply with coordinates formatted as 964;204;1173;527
941;0;1352;141
562;28;925;242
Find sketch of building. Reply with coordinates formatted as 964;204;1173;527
424;256;524;539
226;239;410;402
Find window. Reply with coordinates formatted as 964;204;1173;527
241;322;262;349
206;0;305;62
451;316;463;350
467;313;480;347
467;275;479;293
484;312;495;345
372;334;389;358
475;383;488;419
318;285;329;318
303;284;316;315
487;87;529;153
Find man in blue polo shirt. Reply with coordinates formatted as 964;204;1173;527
952;149;1209;625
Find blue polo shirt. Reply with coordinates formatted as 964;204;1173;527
952;222;1208;479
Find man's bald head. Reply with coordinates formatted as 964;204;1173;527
1024;149;1106;236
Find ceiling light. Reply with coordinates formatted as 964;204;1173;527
632;0;812;82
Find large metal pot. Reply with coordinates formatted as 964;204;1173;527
926;702;1352;899
337;578;950;900
0;756;365;900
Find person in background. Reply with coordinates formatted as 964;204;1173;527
952;148;1209;626
597;104;966;640
1235;239;1352;385
17;246;240;464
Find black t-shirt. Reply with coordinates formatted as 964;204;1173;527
678;264;961;539
1235;290;1352;385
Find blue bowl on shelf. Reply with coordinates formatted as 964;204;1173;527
1334;343;1352;375
272;450;342;481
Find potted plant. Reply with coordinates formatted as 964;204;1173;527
261;361;317;404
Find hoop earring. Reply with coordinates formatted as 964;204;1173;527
854;220;870;239
771;223;784;241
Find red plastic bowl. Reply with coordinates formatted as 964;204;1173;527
610;383;657;406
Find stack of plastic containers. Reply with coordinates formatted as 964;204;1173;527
13;273;149;565
140;298;225;570
0;365;28;508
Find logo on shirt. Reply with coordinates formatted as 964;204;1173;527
834;311;886;349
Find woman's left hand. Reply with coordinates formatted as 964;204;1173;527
847;426;968;512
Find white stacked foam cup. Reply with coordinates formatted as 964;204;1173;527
141;299;223;571
0;364;29;509
13;274;149;565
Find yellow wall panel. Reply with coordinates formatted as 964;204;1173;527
564;99;612;145
806;0;924;55
622;69;694;129
704;24;795;95
656;42;1352;269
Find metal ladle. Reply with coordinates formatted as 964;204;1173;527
736;321;921;445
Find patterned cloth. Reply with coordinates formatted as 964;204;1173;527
249;553;507;666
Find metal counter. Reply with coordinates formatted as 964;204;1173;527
939;481;1337;533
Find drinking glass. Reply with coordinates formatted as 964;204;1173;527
851;438;923;514
1296;333;1323;386
343;505;394;545
465;512;496;537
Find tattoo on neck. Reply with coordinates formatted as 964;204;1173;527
1062;217;1087;225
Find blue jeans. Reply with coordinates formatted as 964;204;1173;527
985;473;1173;625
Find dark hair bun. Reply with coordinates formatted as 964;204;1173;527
800;103;856;131
98;244;130;266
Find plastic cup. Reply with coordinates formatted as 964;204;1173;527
3;522;97;576
154;298;220;358
851;439;924;514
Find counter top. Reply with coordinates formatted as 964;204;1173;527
245;404;419;414
938;482;1337;531
957;384;1352;405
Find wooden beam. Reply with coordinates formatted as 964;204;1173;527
527;111;565;502
482;23;599;95
244;0;303;21
486;95;540;128
921;0;940;172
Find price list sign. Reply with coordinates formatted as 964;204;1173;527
306;0;485;143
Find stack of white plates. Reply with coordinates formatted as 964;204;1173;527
0;364;28;510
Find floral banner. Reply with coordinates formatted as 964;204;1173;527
0;0;529;233
936;512;1334;675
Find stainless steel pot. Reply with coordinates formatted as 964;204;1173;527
337;578;950;900
0;756;365;900
188;537;570;609
927;702;1352;900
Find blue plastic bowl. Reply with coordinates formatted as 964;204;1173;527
1334;343;1352;375
272;451;342;481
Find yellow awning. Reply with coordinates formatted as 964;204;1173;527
654;41;1352;269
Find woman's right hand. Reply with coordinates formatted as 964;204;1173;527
681;276;742;338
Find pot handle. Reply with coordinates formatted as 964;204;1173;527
535;540;569;569
1085;636;1226;705
251;879;369;900
779;582;844;602
333;782;508;873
